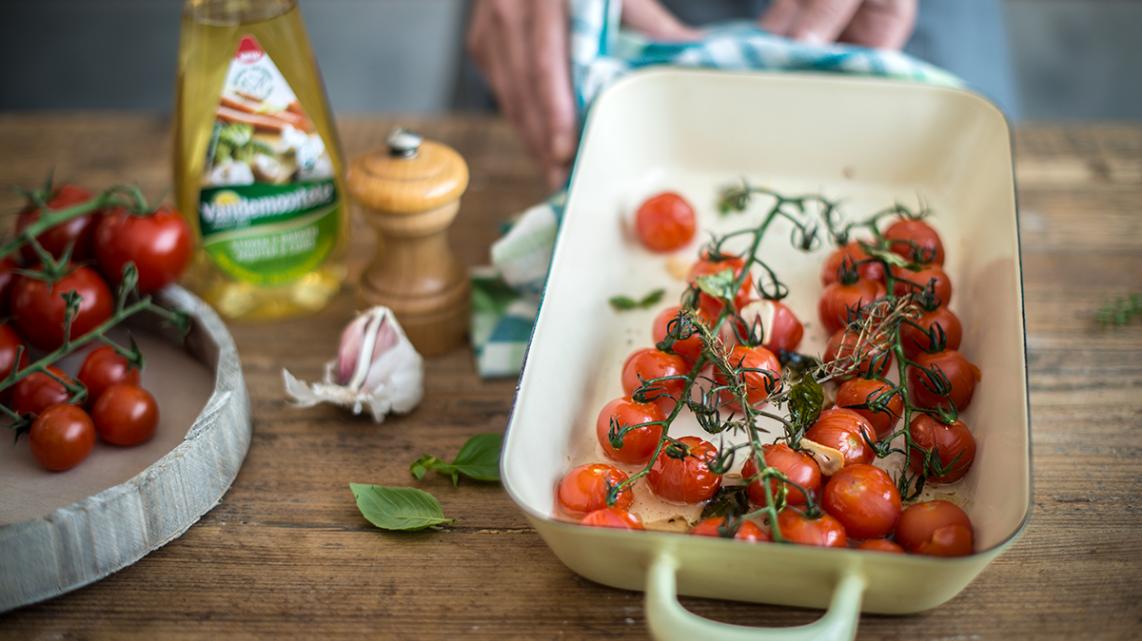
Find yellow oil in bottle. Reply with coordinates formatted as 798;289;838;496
174;0;347;320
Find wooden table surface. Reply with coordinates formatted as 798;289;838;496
0;115;1139;640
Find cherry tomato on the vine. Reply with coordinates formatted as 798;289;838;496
690;517;769;542
621;348;688;415
0;257;19;313
900;305;963;359
16;184;98;262
742;443;822;507
0;324;29;390
11;367;75;416
891;264;953;306
885;218;945;266
908;349;981;411
822;464;902;539
857;539;904;553
688;253;753;318
908;414;976;483
895;500;974;557
77;346;141;406
818;278;885;335
824;327;892;381
95;206;192;294
820;240;885;286
804;408;878;468
653;305;705;365
634;192;697;253
10;266;113;351
776;509;847;548
647;436;722;504
91;383;158;447
715;344;782;410
835;378;902;439
595;397;664;465
739;299;804;355
557;463;633;518
580;507;644;530
28;403;96;472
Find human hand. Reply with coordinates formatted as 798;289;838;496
760;0;918;50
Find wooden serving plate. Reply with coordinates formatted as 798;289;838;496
0;286;251;612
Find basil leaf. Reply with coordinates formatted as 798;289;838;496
609;288;665;312
408;433;502;486
349;483;453;531
787;376;824;430
694;269;736;301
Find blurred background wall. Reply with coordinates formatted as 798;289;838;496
0;0;1139;120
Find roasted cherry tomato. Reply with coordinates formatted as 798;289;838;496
739;299;804;355
0;324;29;394
11;367;75;416
28;403;96;472
634;192;697;252
900;305;963;359
77;346;141;406
10;266;113;351
715;344;782;410
95;206;192;294
742;443;822;507
891;264;953;306
653;305;704;365
818;278;885;335
908;414;976;483
822;464;902;539
596;397;664;465
0;256;19;313
580;507;644;530
15;184;98;262
835;378;902;439
688;253;753;318
91;383;158;446
557;463;634;517
621;348;688;415
908;349;981;411
820;240;886;286
805;408;878;468
824;327;893;381
690;516;769;542
885;218;945;266
857;539;904;553
776;509;847;548
647;436;722;504
895;500;974;557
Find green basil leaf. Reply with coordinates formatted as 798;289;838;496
349;484;453;531
609;289;665;312
787;376;824;430
695;269;736;301
409;433;502;486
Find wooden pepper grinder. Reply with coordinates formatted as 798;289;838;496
347;128;470;356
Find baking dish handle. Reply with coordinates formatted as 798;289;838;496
645;553;865;641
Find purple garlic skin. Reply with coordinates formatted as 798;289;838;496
336;308;404;388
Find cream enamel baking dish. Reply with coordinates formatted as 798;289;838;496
501;69;1030;641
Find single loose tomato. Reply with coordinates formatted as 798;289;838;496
688;253;753;318
28;403;96;472
580;507;644;530
621;348;689;415
818;278;885;335
690;517;769;542
16;184;98;262
647;436;722;504
857;539;904;553
822;464;902;539
715;344;782;409
824;327;893;381
11;367;75;416
805;408;878;468
634;192;697;252
891;264;953;306
908;415;976;483
10;266;113;351
895;500;974;557
91;383;158;446
776;509;847;548
0;256;19;313
908;350;981;411
94;206;192;294
739;299;804;354
596;397;664;464
835;378;902;439
900;305;963;359
77;346;141;405
557;463;634;518
885;218;944;266
742;443;822;506
820;241;885;286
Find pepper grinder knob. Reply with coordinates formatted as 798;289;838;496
347;128;470;356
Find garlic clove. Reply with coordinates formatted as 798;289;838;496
800;438;846;476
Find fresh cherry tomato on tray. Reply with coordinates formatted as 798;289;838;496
908;414;976;484
634;192;696;253
885;218;945;266
895;500;974;557
688;253;753;318
834;378;902;439
776;508;847;548
29;403;95;472
900;305;963;359
11;367;76;416
10;266;113;351
822;463;902;539
741;443;821;507
891;264;953;306
804;408;878;468
908;349;981;412
714;344;782;410
557;463;633;518
818;278;885;336
91;383;158;447
621;348;688;415
595;397;664;465
95;206;192;294
820;240;885;286
77;345;141;406
647;436;722;504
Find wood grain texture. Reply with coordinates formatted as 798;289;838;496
0;115;1139;640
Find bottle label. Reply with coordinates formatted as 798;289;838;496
197;34;340;285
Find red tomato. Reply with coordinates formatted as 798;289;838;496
835;378;902;439
556;463;634;518
742;443;822;506
580;507;644;530
11;367;75;416
94;206;192;294
10;266;113;351
595;397;664;465
820;241;885;286
0;324;29;385
15;184;98;262
0;256;19;313
634;192;697;252
776;509;847;548
804;408;877;468
822;464;902;539
690;517;770;542
857;539;904;553
891;264;953;306
77;346;141;405
647;436;722;504
688;254;753;318
895;500;974;557
715;344;782;409
908;415;976;483
900;305;963;359
653;305;704;365
91;383;158;447
885;218;945;266
823;327;893;381
739;299;804;354
621;348;688;415
28;403;96;472
908;350;981;411
818;278;885;335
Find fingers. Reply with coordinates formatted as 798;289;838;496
622;0;701;41
759;0;803;35
761;0;916;49
786;0;863;44
531;1;577;180
841;0;917;50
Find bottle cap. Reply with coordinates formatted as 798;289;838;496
348;127;468;215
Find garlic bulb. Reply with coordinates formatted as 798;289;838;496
282;306;424;422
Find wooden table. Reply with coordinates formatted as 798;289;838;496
0;115;1139;640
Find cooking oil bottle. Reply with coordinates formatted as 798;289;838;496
174;0;348;320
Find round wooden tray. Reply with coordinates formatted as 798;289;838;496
0;286;251;612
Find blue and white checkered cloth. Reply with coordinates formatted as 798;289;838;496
471;0;961;378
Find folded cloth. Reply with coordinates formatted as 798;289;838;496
471;0;961;378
